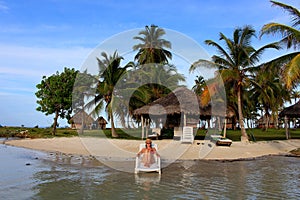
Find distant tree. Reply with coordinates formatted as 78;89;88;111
36;67;78;135
192;75;206;95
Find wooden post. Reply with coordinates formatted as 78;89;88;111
146;119;150;138
284;115;289;139
223;118;227;138
141;116;144;140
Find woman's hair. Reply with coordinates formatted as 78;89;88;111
145;138;152;148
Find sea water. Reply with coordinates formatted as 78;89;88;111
0;140;299;200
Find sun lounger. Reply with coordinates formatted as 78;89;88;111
210;135;232;146
135;143;161;174
181;126;194;143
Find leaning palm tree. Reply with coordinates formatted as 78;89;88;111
91;51;131;137
190;26;280;142
260;1;300;89
133;25;172;65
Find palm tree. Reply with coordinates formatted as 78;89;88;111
260;1;300;89
72;70;97;133
190;26;280;142
92;51;131;137
249;64;289;130
192;75;206;95
291;90;300;104
133;25;172;65
127;64;185;122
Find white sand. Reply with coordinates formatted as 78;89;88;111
5;137;300;161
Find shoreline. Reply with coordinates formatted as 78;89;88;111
4;137;300;162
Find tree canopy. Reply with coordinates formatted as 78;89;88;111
36;67;78;135
133;25;172;65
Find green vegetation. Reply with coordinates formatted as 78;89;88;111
195;128;300;141
1;127;300;142
35;67;78;135
0;127;77;138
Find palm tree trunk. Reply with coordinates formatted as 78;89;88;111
237;87;248;142
110;112;119;137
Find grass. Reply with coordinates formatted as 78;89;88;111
1;126;300;142
195;128;300;141
0;126;77;138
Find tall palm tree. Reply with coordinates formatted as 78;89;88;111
92;51;131;137
133;25;172;65
190;26;280;142
260;1;300;89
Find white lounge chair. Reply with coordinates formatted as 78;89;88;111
148;128;161;140
135;143;161;174
181;126;194;143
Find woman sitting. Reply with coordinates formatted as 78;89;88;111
137;138;160;167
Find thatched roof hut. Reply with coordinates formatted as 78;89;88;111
257;113;276;129
278;101;300;139
133;87;201;116
96;116;108;129
279;101;300;118
133;87;228;128
70;111;94;130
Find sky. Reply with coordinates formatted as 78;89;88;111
0;0;299;128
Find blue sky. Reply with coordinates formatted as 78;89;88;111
0;0;298;127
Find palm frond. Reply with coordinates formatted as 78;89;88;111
249;42;281;65
189;59;220;72
205;39;234;65
271;1;300;27
284;53;300;89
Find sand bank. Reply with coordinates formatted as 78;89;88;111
5;137;300;161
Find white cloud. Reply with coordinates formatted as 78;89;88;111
0;44;92;76
0;1;8;12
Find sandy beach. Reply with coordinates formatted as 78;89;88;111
5;137;300;161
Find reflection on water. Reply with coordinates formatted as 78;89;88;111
1;143;300;200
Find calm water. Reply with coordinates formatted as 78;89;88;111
1;141;300;200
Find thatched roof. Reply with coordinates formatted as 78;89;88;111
279;101;300;118
70;111;94;124
133;87;227;117
97;116;108;124
134;87;200;116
